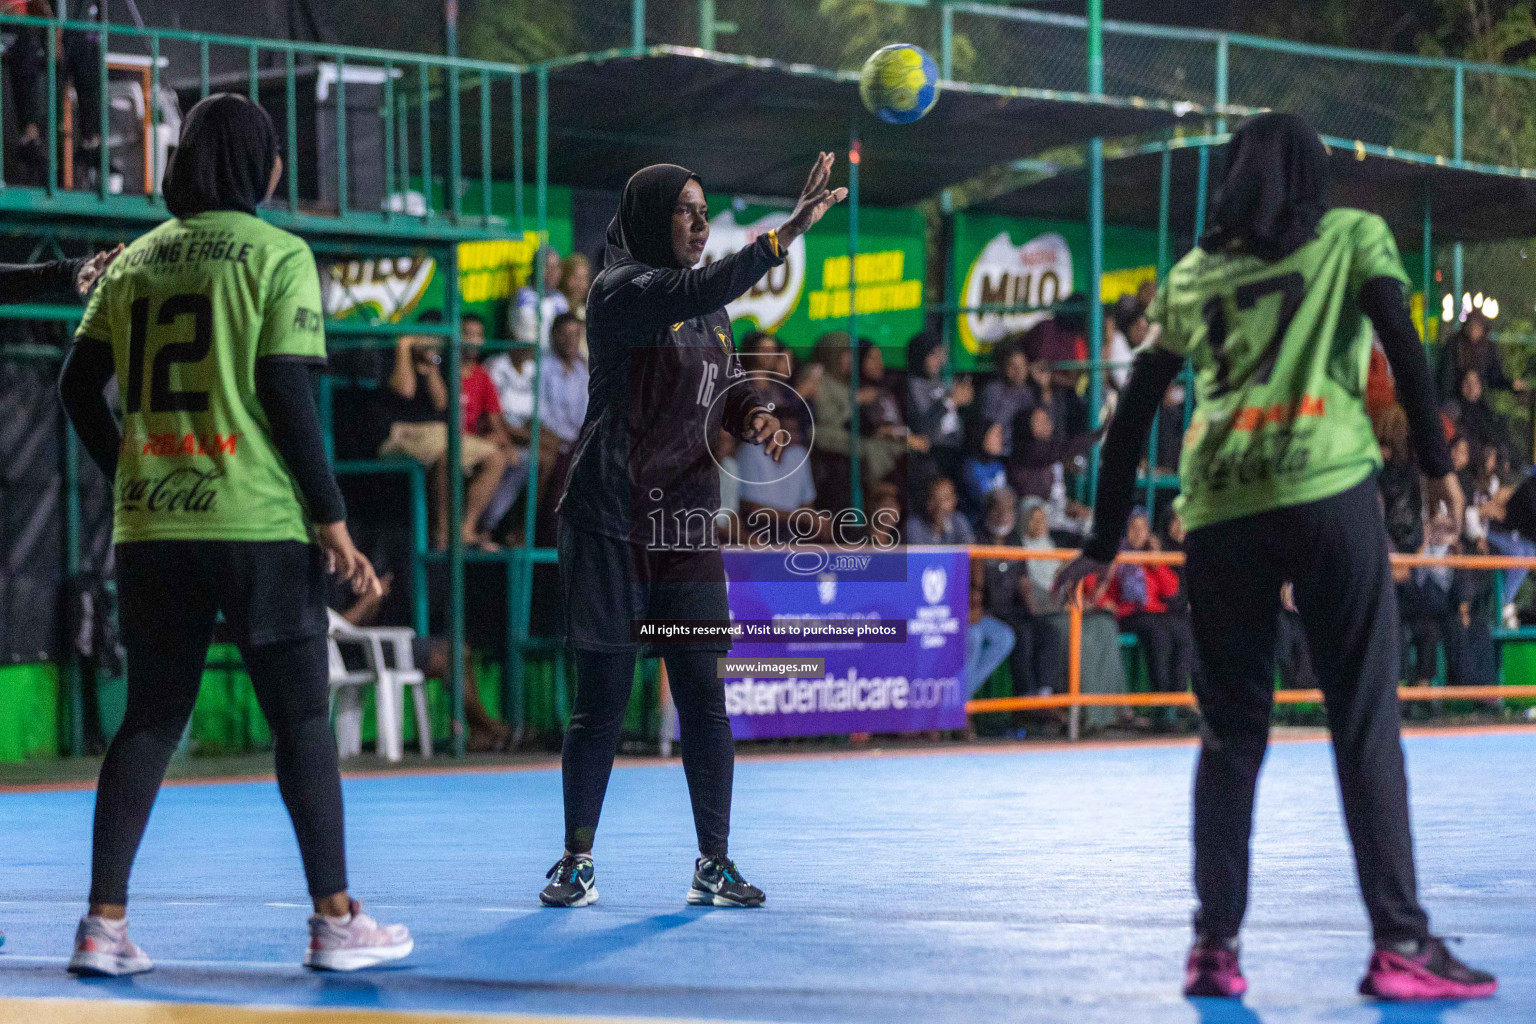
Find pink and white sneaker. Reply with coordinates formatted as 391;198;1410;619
1183;938;1248;998
1360;937;1497;1001
67;915;153;977
303;900;412;971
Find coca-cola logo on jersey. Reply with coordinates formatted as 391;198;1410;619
118;468;223;514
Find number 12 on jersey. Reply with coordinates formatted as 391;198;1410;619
124;293;214;414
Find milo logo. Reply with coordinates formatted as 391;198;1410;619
119;467;224;514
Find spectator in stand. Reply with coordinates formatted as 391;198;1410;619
460;313;526;540
1004;496;1068;695
737;414;817;544
1274;583;1316;689
1103;295;1143;393
1438;308;1527;404
1007;406;1098;539
1091;507;1194;699
1449;369;1513;466
509;245;569;351
977;484;1023;546
1021;300;1087;370
379;311;509;551
907;475;976;545
1472;441;1529;628
810;332;901;494
856;339;908;487
484;325;560;499
538;312;590;449
967;566;1016;697
1397;511;1493;686
867;480;903;545
960;420;1008;528
742;330;806;436
977;337;1034;455
560;253;592;359
1024;351;1089;441
335;570;509;752
906;331;973;483
3;0;107;186
1374;404;1423;555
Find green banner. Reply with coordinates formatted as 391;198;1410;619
948;212;1159;370
706;200;926;364
321;182;575;328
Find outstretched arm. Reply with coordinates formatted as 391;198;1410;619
1052;346;1186;598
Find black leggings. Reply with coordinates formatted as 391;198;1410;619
1122;611;1195;692
1183;479;1429;945
91;542;346;906
563;648;733;857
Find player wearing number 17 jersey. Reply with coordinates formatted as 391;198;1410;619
1054;114;1495;1002
57;94;410;975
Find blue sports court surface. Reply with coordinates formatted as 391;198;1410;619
0;728;1529;1024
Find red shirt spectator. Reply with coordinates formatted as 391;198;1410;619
461;363;502;436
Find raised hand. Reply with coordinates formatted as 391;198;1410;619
777;152;849;248
76;244;123;295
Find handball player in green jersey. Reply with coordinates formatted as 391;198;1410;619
58;94;411;975
1055;114;1495;1001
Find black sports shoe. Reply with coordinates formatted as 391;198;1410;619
540;854;597;907
1360;936;1497;1000
687;856;764;907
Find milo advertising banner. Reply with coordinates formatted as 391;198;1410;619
321;182;575;327
704;200;926;364
950;212;1159;370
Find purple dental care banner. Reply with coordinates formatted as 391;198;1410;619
721;547;969;739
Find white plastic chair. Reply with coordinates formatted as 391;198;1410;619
326;610;433;761
326;612;376;759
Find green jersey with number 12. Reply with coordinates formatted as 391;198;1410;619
1150;207;1410;532
76;210;328;544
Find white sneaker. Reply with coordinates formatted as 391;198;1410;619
67;915;153;977
303;900;412;971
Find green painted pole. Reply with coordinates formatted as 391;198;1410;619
420;66;433;214
1453;64;1464;312
848;116;862;512
200;39;210;99
448;60;463;224
444;242;467;757
1156;146;1171;280
1422;190;1434;343
382;64;396;218
336;56;349;214
286;50;300;213
97;20;109;199
512;73;524;232
1086;0;1104;499
701;0;716;49
522;67;548;551
248;44;258;101
1215;35;1228;131
480;75;493;228
46;22;57;193
633;0;646;50
64;425;83;756
941;3;954;79
1194;146;1209;241
149;36;160;196
445;0;458;57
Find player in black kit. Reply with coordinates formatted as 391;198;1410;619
541;154;846;908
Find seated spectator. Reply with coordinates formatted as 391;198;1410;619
3;0;107;186
867;480;903;544
1469;442;1526;628
1024;353;1089;441
1275;583;1316;689
484;328;562;500
960;420;1008;528
741;330;806;436
906;331;973;483
538;312;589;449
810;332;905;498
1021;301;1087;368
378;312;508;551
334;569;511;753
460;313;526;539
509;245;569;350
1007;407;1098;538
1374;404;1423;554
1089;508;1194;698
1397;512;1495;686
1003;496;1068;695
1104;295;1144;393
855;339;908;487
967;565;1016;697
977;337;1034;454
1438;308;1526;403
561;253;590;322
906;476;976;545
737;416;817;544
1450;369;1512;466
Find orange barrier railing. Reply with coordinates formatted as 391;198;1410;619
963;546;1536;729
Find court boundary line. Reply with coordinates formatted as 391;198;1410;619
1;723;1530;795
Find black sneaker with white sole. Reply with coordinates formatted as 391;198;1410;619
540;854;598;907
687;855;764;907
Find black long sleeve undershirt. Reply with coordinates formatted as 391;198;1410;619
1082;347;1186;563
0;258;85;304
254;356;347;525
58;344;346;525
1359;276;1454;479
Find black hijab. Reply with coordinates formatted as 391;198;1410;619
164;93;279;220
601;163;699;271
1200;112;1330;263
